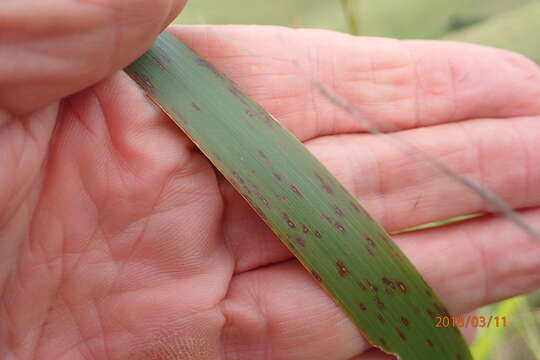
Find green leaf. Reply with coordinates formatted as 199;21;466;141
124;32;473;360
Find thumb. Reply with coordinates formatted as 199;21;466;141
0;0;186;116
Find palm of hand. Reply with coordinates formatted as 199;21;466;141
2;24;540;360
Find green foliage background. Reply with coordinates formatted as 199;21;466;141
176;0;540;63
174;1;540;359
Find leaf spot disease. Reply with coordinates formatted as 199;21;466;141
396;328;406;340
295;237;306;247
366;280;379;293
357;281;367;291
336;260;349;277
191;102;201;111
376;312;385;324
302;225;310;234
290;185;303;198
314;172;334;195
273;172;283;182
426;339;434;347
379;338;387;346
382;277;396;290
359;303;367;312
335;207;344;216
375;296;385;310
312;271;322;282
401;316;410;327
366;236;377;248
397;281;407;294
335;223;346;232
282;213;296;229
314;231;322;239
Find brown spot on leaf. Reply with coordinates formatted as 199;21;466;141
382;277;396;289
273;172;283;182
302;225;310;234
295;237;306;247
335;223;345;232
397;281;407;294
366;280;378;292
312;271;322;282
357;281;367;291
191;102;200;111
335;207;344;216
336;260;349;277
359;303;367;311
132;71;155;91
366;236;376;248
396;328;406;340
401;316;410;327
379;337;387;346
376;312;385;323
366;247;375;257
350;201;361;212
257;150;268;160
375;296;385;310
314;231;322;239
426;339;434;347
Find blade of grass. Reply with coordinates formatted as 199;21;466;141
125;31;472;360
340;0;361;35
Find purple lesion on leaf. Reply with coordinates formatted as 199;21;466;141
290;185;303;198
148;52;166;71
131;71;155;92
255;192;270;207
273;172;283;182
312;271;323;282
397;281;407;294
335;223;346;233
156;46;172;63
350;201;362;212
336;260;349;277
295;237;306;247
314;231;322;239
366;246;375;257
366;280;378;292
253;205;267;221
302;225;310;234
335;207;344;216
314;171;335;195
282;213;296;229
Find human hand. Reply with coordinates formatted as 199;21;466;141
2;4;540;359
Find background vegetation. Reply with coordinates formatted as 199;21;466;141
175;1;540;359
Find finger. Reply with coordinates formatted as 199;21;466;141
225;115;540;273
169;25;540;140
0;0;186;115
221;209;540;359
306;115;540;232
